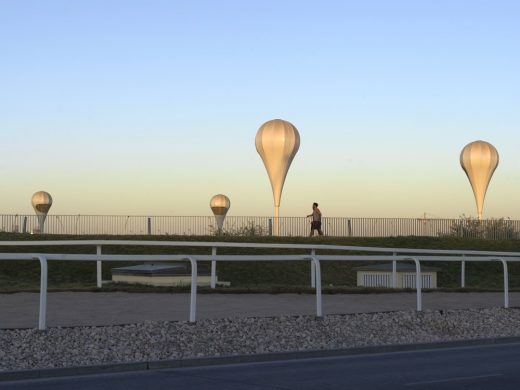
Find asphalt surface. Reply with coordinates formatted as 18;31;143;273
2;342;520;389
0;291;516;328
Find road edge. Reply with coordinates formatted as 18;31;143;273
2;336;520;382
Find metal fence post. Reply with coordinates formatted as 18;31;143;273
187;256;198;322
147;217;152;235
36;255;48;330
411;257;422;311
309;256;322;318
498;259;509;308
211;247;217;289
268;219;273;236
310;249;316;288
392;253;397;288
96;245;102;288
461;255;465;288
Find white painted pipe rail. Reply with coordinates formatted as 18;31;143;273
37;255;48;331
461;256;466;288
0;253;50;330
310;249;316;288
210;247;217;289
497;258;509;308
410;257;422;311
186;256;198;322
96;245;102;288
3;239;520;257
0;253;320;329
392;253;397;288
3;239;519;290
2;241;520;330
307;255;322;317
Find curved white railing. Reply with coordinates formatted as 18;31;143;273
1;240;519;330
2;239;520;288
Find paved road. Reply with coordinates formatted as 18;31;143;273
2;342;520;389
0;291;515;328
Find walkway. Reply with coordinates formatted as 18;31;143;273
0;291;516;329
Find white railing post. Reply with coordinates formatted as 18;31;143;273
498;259;509;308
211;247;217;289
309;255;322;318
461;255;465;288
187;256;198;322
412;257;422;311
96;245;102;288
310;249;316;288
36;255;48;330
392;253;397;288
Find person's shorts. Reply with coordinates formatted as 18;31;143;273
311;221;322;230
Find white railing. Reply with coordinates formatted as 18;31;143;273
1;240;519;330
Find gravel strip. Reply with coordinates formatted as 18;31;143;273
1;307;520;372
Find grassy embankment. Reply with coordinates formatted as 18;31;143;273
1;233;520;293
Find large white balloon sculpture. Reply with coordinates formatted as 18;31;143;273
255;119;300;235
460;140;499;220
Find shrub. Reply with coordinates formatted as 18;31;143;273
448;215;518;240
210;221;267;237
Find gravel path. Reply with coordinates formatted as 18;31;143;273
2;307;520;372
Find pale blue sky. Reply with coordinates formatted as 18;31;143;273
1;1;519;218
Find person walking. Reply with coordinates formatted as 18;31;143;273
307;202;323;236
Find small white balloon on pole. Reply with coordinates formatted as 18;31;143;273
31;191;53;234
460;140;499;220
210;194;231;233
255;119;300;236
209;194;230;289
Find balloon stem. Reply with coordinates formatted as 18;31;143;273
274;206;280;236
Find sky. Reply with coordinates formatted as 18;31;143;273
1;0;519;219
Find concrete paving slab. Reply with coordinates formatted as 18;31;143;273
0;291;517;329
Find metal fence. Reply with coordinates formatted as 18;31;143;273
1;214;519;239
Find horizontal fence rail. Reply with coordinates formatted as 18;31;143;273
2;240;520;329
1;215;520;239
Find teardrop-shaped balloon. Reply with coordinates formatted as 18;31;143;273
210;194;230;231
255;119;300;235
460;140;499;220
31;191;53;233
